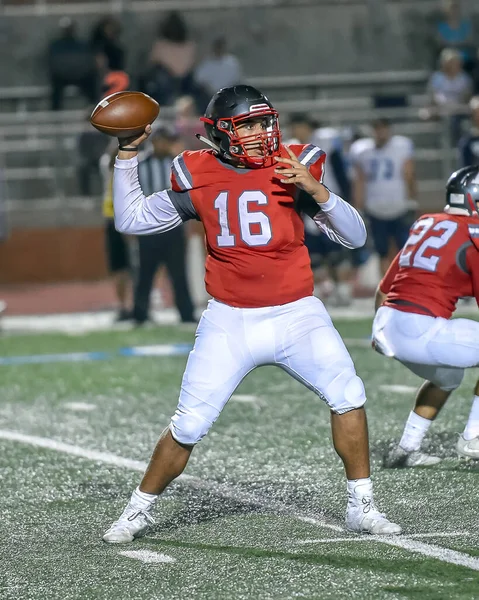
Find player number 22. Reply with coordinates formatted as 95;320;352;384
214;191;272;247
399;217;458;271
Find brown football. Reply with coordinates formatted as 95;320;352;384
90;91;160;138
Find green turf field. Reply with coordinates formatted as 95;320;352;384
1;319;479;600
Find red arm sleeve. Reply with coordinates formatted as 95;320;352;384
379;252;401;294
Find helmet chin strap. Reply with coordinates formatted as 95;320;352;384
195;133;236;162
195;134;221;154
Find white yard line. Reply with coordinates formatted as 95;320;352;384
2;428;478;571
297;532;472;544
119;550;176;564
379;385;417;394
0;430;356;535
0;430;148;472
376;537;479;571
231;394;258;403
295;516;343;532
64;402;97;412
409;532;471;539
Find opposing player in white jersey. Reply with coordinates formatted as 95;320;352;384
351;118;417;275
288;114;355;305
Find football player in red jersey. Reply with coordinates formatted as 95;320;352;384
103;85;401;542
373;165;479;467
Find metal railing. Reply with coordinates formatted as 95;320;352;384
0;70;465;216
0;69;430;114
1;110;461;215
0;0;365;17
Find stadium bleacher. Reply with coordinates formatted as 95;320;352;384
0;68;457;223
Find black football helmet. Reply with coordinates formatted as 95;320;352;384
445;165;479;216
199;85;281;168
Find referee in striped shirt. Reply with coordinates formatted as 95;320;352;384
133;125;195;325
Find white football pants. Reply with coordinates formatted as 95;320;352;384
372;306;479;391
170;296;366;445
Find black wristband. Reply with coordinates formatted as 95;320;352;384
118;146;138;152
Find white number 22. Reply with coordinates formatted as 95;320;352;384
214;191;272;247
399;217;458;272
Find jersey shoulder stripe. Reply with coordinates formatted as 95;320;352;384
468;224;479;238
172;153;193;191
298;144;325;168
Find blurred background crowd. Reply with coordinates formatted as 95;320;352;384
1;0;479;325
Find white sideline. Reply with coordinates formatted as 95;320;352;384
1;429;478;571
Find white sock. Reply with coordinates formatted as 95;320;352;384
130;486;158;510
347;477;373;502
399;411;432;452
463;395;479;440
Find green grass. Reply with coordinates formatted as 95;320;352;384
1;319;479;600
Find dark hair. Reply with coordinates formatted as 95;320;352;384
289;113;318;128
91;17;120;44
159;11;188;43
212;37;226;51
371;117;391;128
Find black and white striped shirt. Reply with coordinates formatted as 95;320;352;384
138;152;173;197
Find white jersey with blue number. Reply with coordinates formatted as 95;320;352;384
350;135;414;219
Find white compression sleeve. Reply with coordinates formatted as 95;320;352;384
312;192;367;249
113;156;183;235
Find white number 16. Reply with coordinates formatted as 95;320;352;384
214;191;272;247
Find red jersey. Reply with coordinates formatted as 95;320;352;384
380;212;479;318
170;144;326;308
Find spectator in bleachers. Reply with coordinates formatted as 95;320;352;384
435;0;476;74
77;110;110;196
140;11;208;111
195;37;243;96
425;48;473;141
100;145;133;322
47;17;97;111
91;17;125;72
174;95;204;150
350;119;417;276
471;50;479;95
133;124;195;326
458;96;479;167
0;169;6;244
0;171;5;319
428;48;473;107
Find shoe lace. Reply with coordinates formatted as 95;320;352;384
361;496;373;514
360;496;388;522
126;509;155;526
